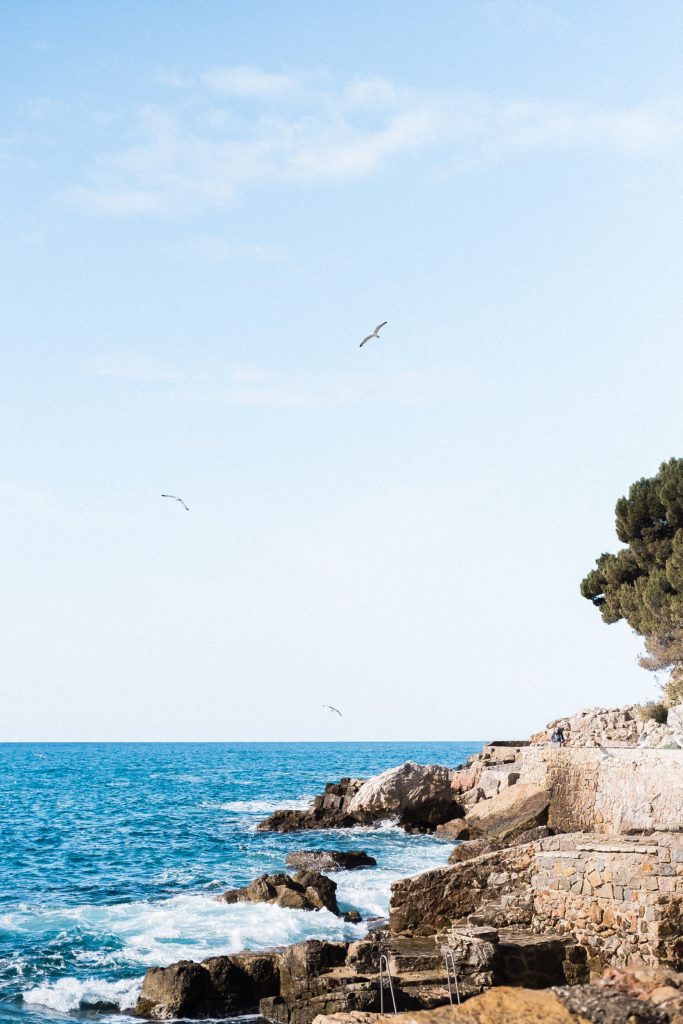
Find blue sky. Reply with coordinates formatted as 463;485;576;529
3;1;683;740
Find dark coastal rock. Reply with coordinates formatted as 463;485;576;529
286;850;377;872
256;808;361;832
258;780;367;832
446;825;554;866
342;911;363;923
390;844;536;936
447;838;494;864
134;951;280;1020
218;871;340;915
464;783;549;843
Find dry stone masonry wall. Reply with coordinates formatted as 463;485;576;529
531;833;683;972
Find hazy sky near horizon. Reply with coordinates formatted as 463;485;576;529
3;1;683;741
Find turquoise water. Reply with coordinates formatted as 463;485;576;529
0;741;483;1022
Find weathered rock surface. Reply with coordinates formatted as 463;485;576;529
447;839;493;864
218;871;340;915
600;964;683;1023
348;762;463;830
529;704;682;750
446;826;554;866
390;843;537;936
258;780;367;832
434;819;471;841
259;765;464;834
135;930;500;1022
286;851;377;872
134;950;280;1020
464;784;549;843
311;980;668;1024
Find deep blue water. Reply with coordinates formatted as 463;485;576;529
0;741;483;1022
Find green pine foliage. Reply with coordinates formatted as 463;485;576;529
581;458;683;701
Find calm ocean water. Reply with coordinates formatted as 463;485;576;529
0;741;483;1023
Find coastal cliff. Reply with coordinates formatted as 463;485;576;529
134;705;683;1022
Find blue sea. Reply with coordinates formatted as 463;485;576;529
0;741;483;1023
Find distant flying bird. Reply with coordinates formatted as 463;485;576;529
594;740;613;758
162;494;189;511
324;704;342;717
360;321;387;348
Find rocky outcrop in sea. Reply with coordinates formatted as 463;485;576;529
134;703;683;1023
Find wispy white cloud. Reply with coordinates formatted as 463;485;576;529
70;68;683;216
85;352;466;409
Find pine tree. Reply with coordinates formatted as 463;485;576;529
580;458;683;703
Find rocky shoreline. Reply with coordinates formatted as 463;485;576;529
133;705;683;1023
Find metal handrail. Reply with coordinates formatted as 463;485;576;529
378;953;397;1014
441;946;461;1006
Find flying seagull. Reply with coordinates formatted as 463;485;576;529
593;740;613;758
360;321;387;348
323;704;343;717
162;494;189;511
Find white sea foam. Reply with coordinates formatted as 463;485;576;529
23;975;142;1013
10;894;364;976
207;797;312;813
14;819;451;1015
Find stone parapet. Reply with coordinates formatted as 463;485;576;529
512;748;683;834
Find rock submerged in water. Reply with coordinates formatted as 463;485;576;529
218;870;341;915
285;850;377;872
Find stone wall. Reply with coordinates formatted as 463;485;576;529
531;833;683;972
513;748;683;834
390;831;683;973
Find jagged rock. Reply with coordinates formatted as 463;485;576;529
348;762;463;830
600;965;683;1022
448;826;553;863
449;763;483;795
259;780;367;832
529;705;680;750
343;911;363;923
464;784;549;843
312;981;667;1023
258;808;364;833
556;983;668;1023
390;844;536;936
448;839;494;864
218;871;340;915
286;851;377;872
134;951;280;1020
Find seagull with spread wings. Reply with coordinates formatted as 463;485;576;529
162;494;189;511
360;321;387;348
323;704;343;717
